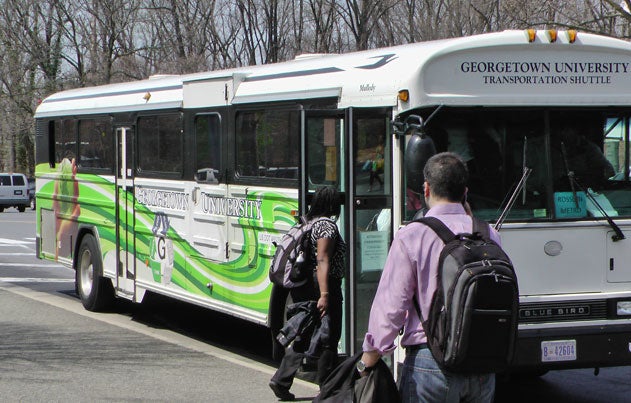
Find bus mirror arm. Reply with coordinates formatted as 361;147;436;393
494;167;532;231
392;106;443;138
392;115;421;138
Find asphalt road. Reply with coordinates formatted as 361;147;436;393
0;209;317;402
2;209;631;402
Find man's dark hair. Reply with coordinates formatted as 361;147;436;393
307;186;341;219
423;152;468;202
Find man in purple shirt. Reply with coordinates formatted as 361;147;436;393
360;152;499;402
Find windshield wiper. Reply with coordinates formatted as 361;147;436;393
560;142;625;242
494;167;532;231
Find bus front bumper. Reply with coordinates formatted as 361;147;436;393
512;323;631;371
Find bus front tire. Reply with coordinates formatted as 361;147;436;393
76;234;114;311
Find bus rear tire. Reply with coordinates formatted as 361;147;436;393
76;234;114;311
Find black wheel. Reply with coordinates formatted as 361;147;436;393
17;205;25;212
76;234;114;311
0;207;4;212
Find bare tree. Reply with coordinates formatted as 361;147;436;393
0;0;629;175
145;0;219;74
0;0;65;173
336;0;401;50
305;0;339;52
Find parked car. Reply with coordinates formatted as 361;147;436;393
0;173;30;212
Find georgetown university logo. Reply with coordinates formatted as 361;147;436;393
149;212;174;285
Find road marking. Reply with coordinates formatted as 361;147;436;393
0;237;33;245
0;252;36;256
0;263;66;268
0;277;74;283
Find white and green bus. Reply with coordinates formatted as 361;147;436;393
35;29;631;374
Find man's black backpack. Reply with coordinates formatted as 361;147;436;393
414;216;519;374
269;216;333;288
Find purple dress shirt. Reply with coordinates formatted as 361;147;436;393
362;202;501;354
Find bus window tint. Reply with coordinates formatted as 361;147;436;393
550;112;631;217
235;110;299;179
138;114;183;174
550;113;614;191
418;110;548;222
195;114;221;183
55;119;77;163
78;118;113;171
408;109;631;222
306;117;342;190
355;117;388;195
605;117;630;182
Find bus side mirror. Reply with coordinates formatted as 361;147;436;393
405;130;437;194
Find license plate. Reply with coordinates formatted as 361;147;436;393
541;340;577;362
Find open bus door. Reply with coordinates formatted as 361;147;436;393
302;108;393;357
346;108;393;357
116;126;136;298
268;108;393;361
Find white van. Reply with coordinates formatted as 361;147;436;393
0;173;30;212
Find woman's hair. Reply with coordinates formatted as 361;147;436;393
306;186;341;219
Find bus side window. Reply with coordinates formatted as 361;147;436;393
54;119;77;164
78;118;114;172
235;110;299;180
195;114;221;184
137;114;183;175
47;120;55;168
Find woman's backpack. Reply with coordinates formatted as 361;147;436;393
268;216;333;288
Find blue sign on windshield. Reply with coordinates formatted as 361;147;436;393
554;191;587;218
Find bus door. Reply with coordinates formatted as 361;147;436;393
115;126;135;298
348;108;393;355
302;108;393;355
302;110;348;352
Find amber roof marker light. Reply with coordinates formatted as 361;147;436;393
526;28;536;43
567;30;577;43
398;89;409;102
547;29;558;43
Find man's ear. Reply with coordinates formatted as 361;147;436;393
423;182;430;199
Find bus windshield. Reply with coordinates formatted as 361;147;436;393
403;108;631;222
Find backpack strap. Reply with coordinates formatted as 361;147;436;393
416;216;492;242
410;217;454;325
413;216;456;244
